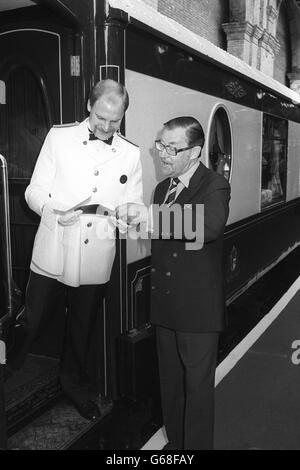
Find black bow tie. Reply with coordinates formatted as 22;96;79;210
88;130;114;145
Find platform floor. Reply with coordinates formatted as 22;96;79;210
143;277;300;450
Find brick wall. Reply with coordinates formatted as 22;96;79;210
139;0;292;84
155;0;229;49
229;0;246;22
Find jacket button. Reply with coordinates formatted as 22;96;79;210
87;222;92;228
173;252;178;258
166;290;170;295
83;141;88;145
84;239;89;244
151;286;156;290
112;148;116;153
166;272;171;277
94;170;99;176
151;268;156;273
92;187;98;193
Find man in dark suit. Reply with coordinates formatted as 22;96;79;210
117;116;230;450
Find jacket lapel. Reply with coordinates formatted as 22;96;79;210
155;163;208;205
74;119;120;166
155;178;171;204
74;119;89;143
175;162;208;205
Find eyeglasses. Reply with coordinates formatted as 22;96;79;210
155;140;195;157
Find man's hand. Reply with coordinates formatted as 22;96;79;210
116;203;149;226
58;210;83;226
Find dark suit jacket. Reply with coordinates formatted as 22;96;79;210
150;162;231;333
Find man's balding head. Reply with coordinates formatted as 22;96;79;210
87;80;129;141
89;79;129;112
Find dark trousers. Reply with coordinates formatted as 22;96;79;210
10;271;107;404
156;326;219;450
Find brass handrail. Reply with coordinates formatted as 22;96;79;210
0;154;13;318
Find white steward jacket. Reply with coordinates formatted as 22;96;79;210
25;119;143;286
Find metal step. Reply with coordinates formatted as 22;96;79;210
5;354;61;432
7;396;113;450
5;354;113;449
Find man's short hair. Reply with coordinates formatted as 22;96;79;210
164;116;205;148
89;79;129;111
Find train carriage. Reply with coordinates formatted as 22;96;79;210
1;0;300;449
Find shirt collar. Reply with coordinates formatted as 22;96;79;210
177;160;200;188
85;118;115;144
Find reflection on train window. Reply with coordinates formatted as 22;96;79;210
4;67;49;178
208;107;232;181
261;114;288;209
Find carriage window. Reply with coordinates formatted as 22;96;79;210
208;107;232;181
261;115;288;209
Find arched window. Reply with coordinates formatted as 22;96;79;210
4;66;49;178
208;106;232;181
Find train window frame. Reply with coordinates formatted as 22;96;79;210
261;114;288;210
206;104;233;183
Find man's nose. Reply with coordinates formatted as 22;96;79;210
160;147;169;159
103;121;110;132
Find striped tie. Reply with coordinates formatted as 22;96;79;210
165;177;180;206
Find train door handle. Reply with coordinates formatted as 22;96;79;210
0;81;5;104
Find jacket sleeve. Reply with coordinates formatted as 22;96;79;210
203;179;230;243
24;128;56;216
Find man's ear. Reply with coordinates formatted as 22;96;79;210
191;145;202;159
87;99;91;113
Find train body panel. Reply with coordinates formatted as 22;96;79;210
121;5;300;319
125;70;264;241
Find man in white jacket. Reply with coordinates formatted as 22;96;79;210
10;79;143;420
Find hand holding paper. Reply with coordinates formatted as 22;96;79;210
58;210;83;226
116;203;149;226
52;196;92;215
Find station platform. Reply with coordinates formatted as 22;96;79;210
143;277;300;450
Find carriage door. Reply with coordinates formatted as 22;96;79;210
0;27;76;357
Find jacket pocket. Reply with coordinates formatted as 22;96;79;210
32;221;64;275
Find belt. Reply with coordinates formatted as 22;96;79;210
76;204;116;217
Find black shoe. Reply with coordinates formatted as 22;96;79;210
163;442;179;450
74;400;101;421
163;442;173;450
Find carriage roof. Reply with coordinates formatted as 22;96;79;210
109;0;300;105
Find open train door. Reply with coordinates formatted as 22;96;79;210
0;2;78;294
0;154;24;449
0;1;84;443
